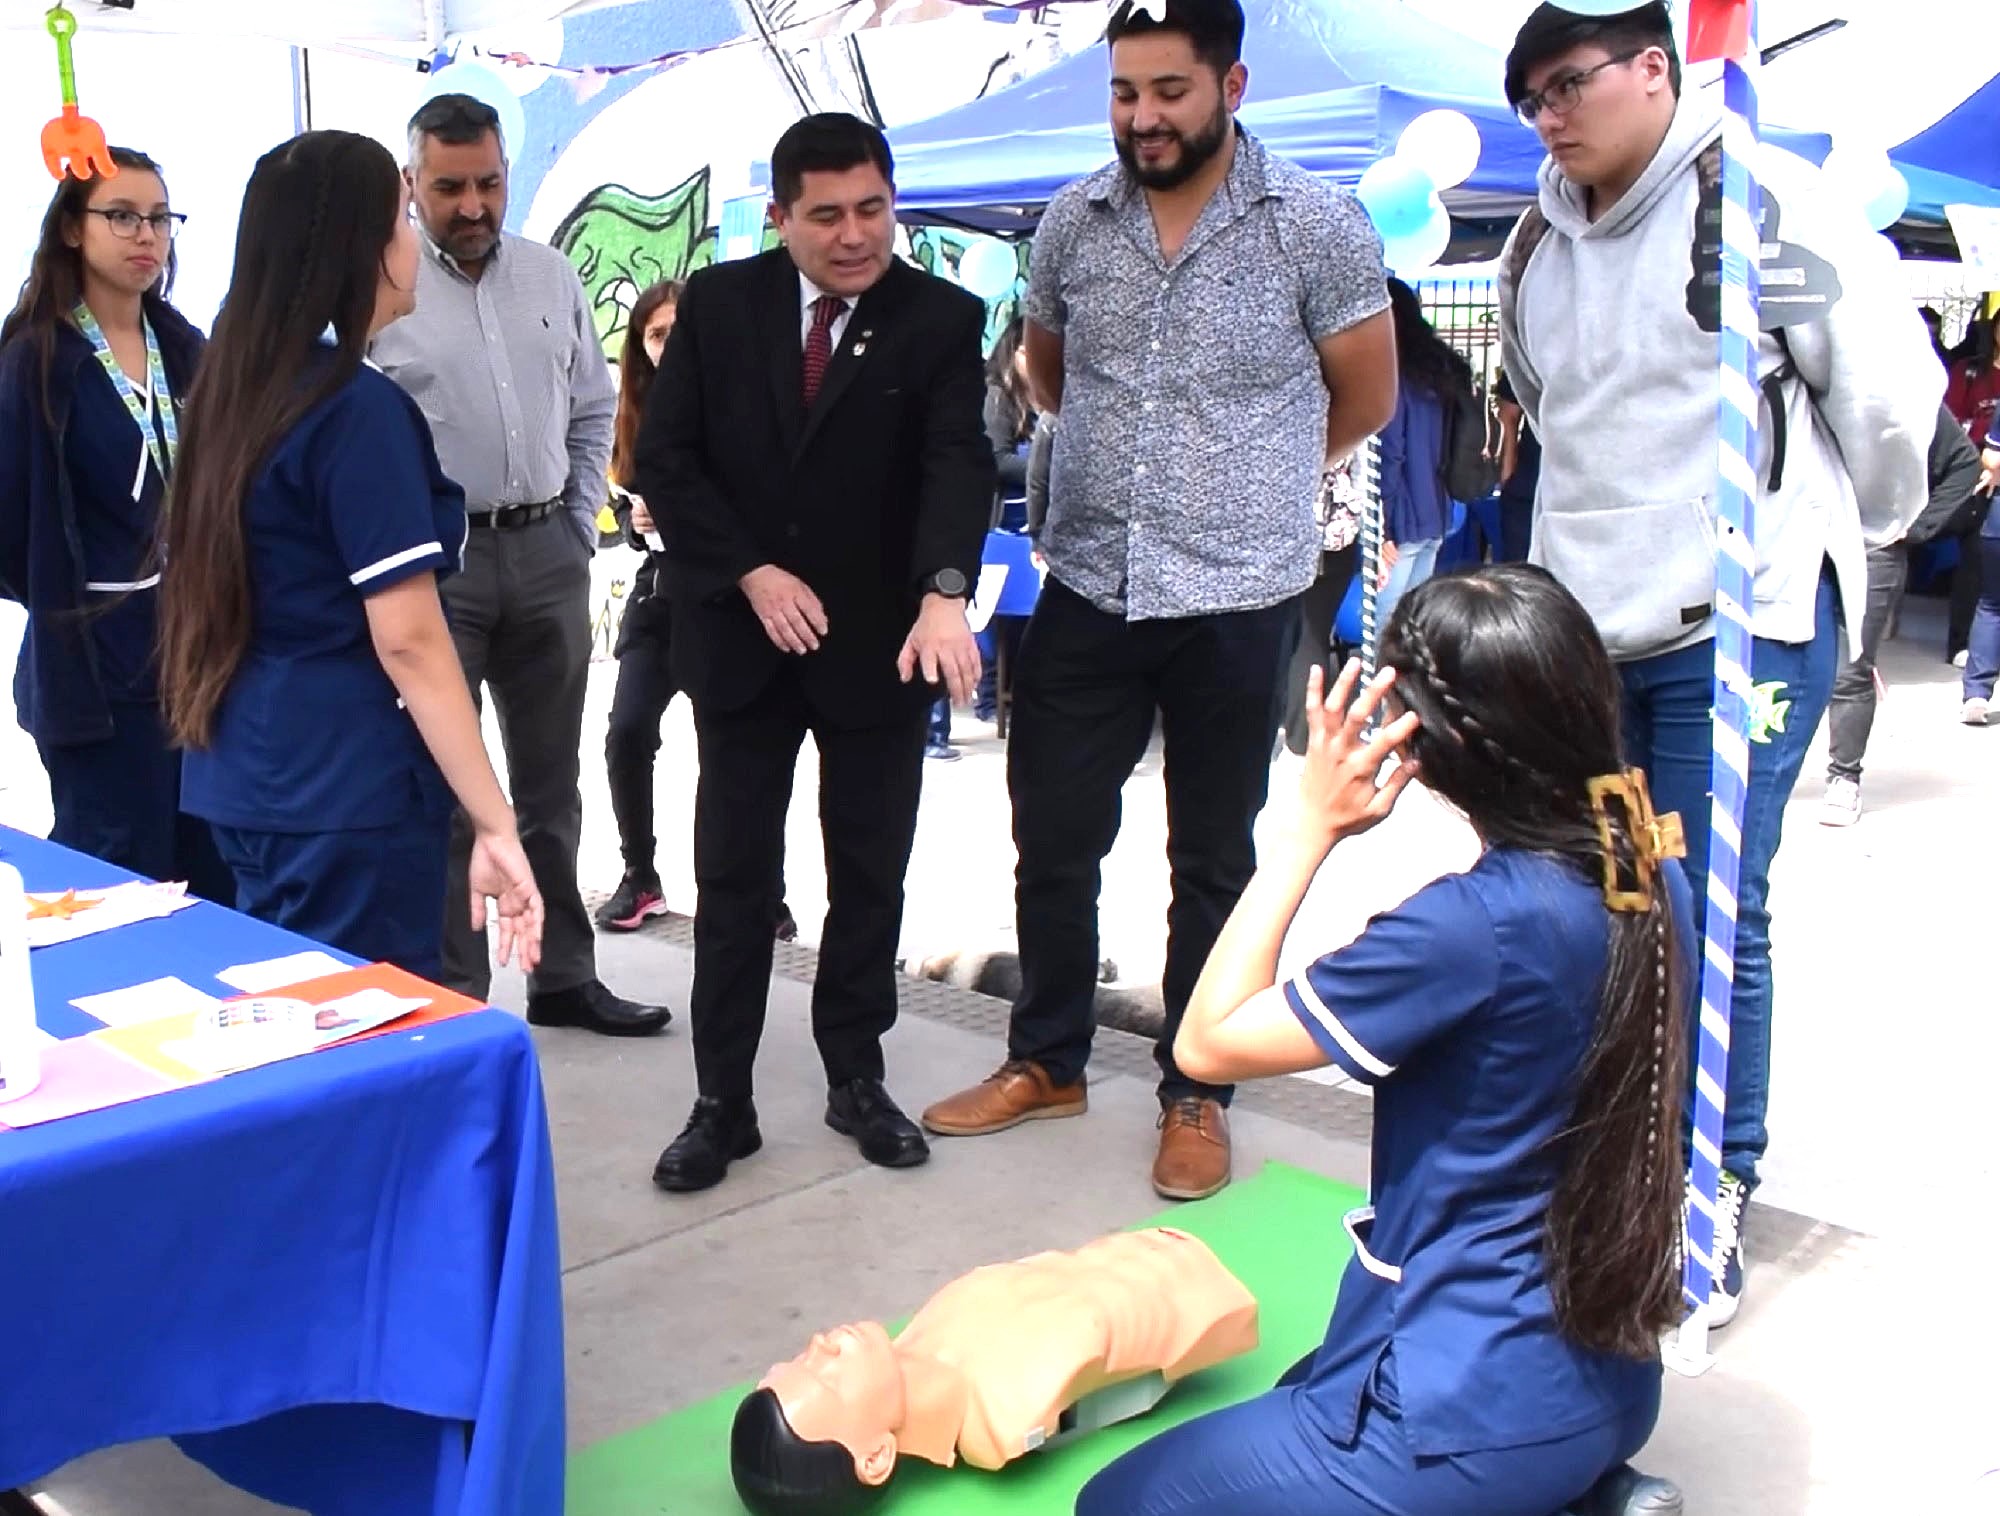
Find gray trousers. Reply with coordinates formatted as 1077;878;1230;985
440;511;596;999
1827;543;1909;782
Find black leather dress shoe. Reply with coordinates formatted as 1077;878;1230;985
652;1097;761;1193
1563;1464;1683;1516
826;1078;930;1169
526;979;671;1037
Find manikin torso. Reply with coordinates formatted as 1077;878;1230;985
885;1228;1259;1470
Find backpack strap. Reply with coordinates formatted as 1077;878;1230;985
1504;205;1551;295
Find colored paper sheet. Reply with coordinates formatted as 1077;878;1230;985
0;1034;200;1129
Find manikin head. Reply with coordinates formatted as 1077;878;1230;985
1504;2;1680;200
731;1323;903;1516
1105;0;1247;192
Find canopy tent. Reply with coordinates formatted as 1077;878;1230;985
888;0;1544;233
0;0;624;55
887;0;2000;242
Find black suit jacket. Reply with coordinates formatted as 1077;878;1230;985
634;248;994;726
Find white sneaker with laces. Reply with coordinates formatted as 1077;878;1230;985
1709;1170;1748;1327
1820;776;1861;827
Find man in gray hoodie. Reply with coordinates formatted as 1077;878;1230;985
1497;2;1941;1327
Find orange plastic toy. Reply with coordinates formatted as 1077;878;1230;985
41;5;117;182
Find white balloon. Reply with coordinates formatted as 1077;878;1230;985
1551;0;1654;13
1395;110;1482;192
1821;144;1897;209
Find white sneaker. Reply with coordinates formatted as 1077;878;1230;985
1965;698;1992;727
1954;649;1971;669
1820;776;1861;827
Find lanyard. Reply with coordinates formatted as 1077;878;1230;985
73;303;177;489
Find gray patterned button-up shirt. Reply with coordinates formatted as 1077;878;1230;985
1024;129;1387;620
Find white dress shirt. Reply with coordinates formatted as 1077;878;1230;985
798;272;856;351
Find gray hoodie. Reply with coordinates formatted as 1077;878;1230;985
1499;87;1943;662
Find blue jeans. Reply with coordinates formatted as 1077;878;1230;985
1960;524;2000;703
1077;1348;1660;1516
1378;538;1441;626
1619;569;1839;1190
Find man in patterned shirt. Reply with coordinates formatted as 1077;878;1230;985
924;0;1395;1200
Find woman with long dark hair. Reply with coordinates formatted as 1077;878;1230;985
597;280;798;939
1079;564;1691;1516
598;278;684;930
157;130;541;980
0;148;229;899
1376;277;1473;622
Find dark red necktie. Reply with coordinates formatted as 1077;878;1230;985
802;294;843;407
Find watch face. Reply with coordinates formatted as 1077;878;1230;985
932;568;969;596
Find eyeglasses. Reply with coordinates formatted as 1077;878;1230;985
1513;51;1642;126
85;208;186;241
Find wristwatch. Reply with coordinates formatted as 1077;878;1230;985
921;568;970;599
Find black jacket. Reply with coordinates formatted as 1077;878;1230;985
633;249;993;725
1904;404;1986;547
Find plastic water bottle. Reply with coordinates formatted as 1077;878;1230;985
0;861;41;1105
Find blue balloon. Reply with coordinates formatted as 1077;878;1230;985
958;238;1019;300
1357;157;1438;244
1383;196;1453;276
1864;169;1909;232
424;61;528;162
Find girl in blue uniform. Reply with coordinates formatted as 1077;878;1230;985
156;131;541;982
1079;565;1692;1516
0;148;230;900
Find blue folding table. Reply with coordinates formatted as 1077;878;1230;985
0;827;564;1516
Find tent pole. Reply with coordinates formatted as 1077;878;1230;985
290;45;313;134
1667;0;1761;1380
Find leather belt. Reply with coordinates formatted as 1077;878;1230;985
468;499;560;530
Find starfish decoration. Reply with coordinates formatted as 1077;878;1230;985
26;888;102;921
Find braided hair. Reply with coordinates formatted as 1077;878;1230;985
159;131;404;749
1381;565;1688;1359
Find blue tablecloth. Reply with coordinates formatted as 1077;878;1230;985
0;827;565;1515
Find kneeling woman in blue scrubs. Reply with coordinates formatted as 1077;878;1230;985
1080;565;1692;1516
157;131;541;982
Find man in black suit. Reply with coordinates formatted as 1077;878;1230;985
635;113;995;1193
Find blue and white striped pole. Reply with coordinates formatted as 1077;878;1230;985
1675;5;1761;1371
1358;435;1384;679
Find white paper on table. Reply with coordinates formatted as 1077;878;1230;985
215;950;349;994
160;987;431;1075
24;881;197;949
72;975;222;1028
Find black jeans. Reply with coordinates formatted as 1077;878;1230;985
1827;544;1908;781
1280;546;1359;756
1006;578;1299;1106
605;595;680;875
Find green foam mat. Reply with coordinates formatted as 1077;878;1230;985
568;1161;1365;1515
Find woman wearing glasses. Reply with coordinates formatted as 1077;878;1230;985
0;147;232;899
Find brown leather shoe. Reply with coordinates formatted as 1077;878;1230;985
1152;1097;1231;1201
921;1060;1087;1136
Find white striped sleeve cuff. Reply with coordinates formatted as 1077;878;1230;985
1282;973;1395;1086
349;542;445;587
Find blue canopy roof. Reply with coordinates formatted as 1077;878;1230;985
886;0;2000;236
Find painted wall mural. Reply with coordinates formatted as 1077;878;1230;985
512;0;1111;355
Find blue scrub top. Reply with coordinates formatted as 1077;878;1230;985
182;363;466;833
1281;847;1693;1458
65;359;175;701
